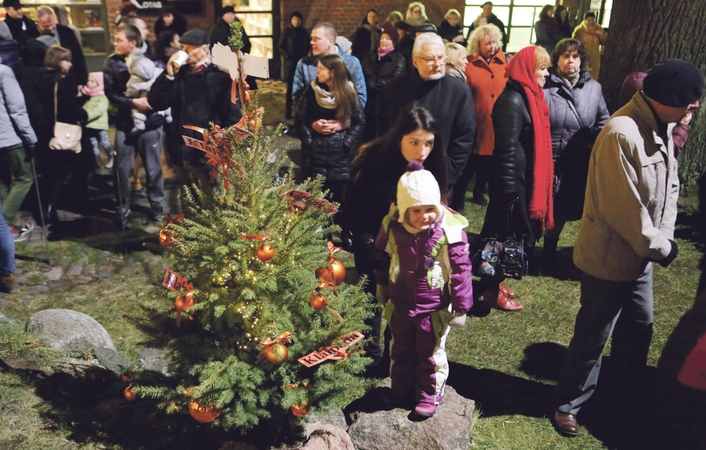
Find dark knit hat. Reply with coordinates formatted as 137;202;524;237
179;29;209;46
290;11;303;21
381;23;399;45
643;59;705;107
3;0;22;8
221;5;235;15
413;23;437;34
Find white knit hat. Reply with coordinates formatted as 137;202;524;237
396;162;441;223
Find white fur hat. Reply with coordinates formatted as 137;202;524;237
396;162;441;223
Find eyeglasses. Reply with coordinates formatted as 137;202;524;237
417;55;446;64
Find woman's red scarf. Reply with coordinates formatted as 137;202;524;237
504;46;554;229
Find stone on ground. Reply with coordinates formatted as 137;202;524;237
347;385;475;450
26;309;116;352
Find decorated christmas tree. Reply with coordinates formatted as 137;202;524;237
129;109;375;434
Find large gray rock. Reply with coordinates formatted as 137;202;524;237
347;385;475;450
25;309;116;352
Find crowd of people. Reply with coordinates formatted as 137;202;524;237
0;0;703;436
0;1;244;244
278;1;703;430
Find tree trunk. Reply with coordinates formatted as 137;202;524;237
600;0;706;189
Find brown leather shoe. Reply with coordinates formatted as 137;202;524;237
494;292;523;311
553;411;578;437
499;283;516;299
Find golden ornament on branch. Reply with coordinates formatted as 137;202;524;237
189;400;221;423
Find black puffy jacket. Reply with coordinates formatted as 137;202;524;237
361;49;405;140
481;79;536;241
296;82;365;182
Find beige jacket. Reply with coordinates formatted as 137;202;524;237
573;92;679;281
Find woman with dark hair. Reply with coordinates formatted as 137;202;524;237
154;6;187;37
296;53;364;221
279;11;309;119
347;106;445;374
154;30;181;65
555;5;572;38
35;45;89;226
360;23;405;141
534;5;563;53
350;9;381;61
542;38;608;267
475;45;552;312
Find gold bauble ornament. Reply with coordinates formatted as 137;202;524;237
189;400;221;423
256;244;275;262
310;292;328;310
291;402;310;417
158;228;173;246
175;293;195;313
124;385;137;401
262;342;288;365
316;258;346;285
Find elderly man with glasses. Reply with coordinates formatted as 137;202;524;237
380;33;476;195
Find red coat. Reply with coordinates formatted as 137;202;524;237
465;50;509;156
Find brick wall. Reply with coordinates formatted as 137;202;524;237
281;0;465;41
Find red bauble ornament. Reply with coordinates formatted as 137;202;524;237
310;292;328;310
262;342;288;365
124;385;137;401
256;244;275;262
291;402;310;417
189;400;221;423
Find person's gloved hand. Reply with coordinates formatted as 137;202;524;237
658;240;679;267
375;284;389;305
24;144;35;162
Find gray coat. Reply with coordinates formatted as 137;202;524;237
0;64;37;150
544;69;609;221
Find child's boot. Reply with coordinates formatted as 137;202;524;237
413;402;437;418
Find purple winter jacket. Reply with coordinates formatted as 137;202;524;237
373;208;474;316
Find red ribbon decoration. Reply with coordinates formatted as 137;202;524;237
260;332;293;348
183;125;236;191
162;213;185;226
239;229;273;241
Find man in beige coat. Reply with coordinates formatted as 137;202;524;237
551;59;704;438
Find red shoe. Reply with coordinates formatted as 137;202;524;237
495;292;523;311
499;283;516;299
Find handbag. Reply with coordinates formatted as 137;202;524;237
471;210;529;280
471;236;527;280
48;82;82;153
